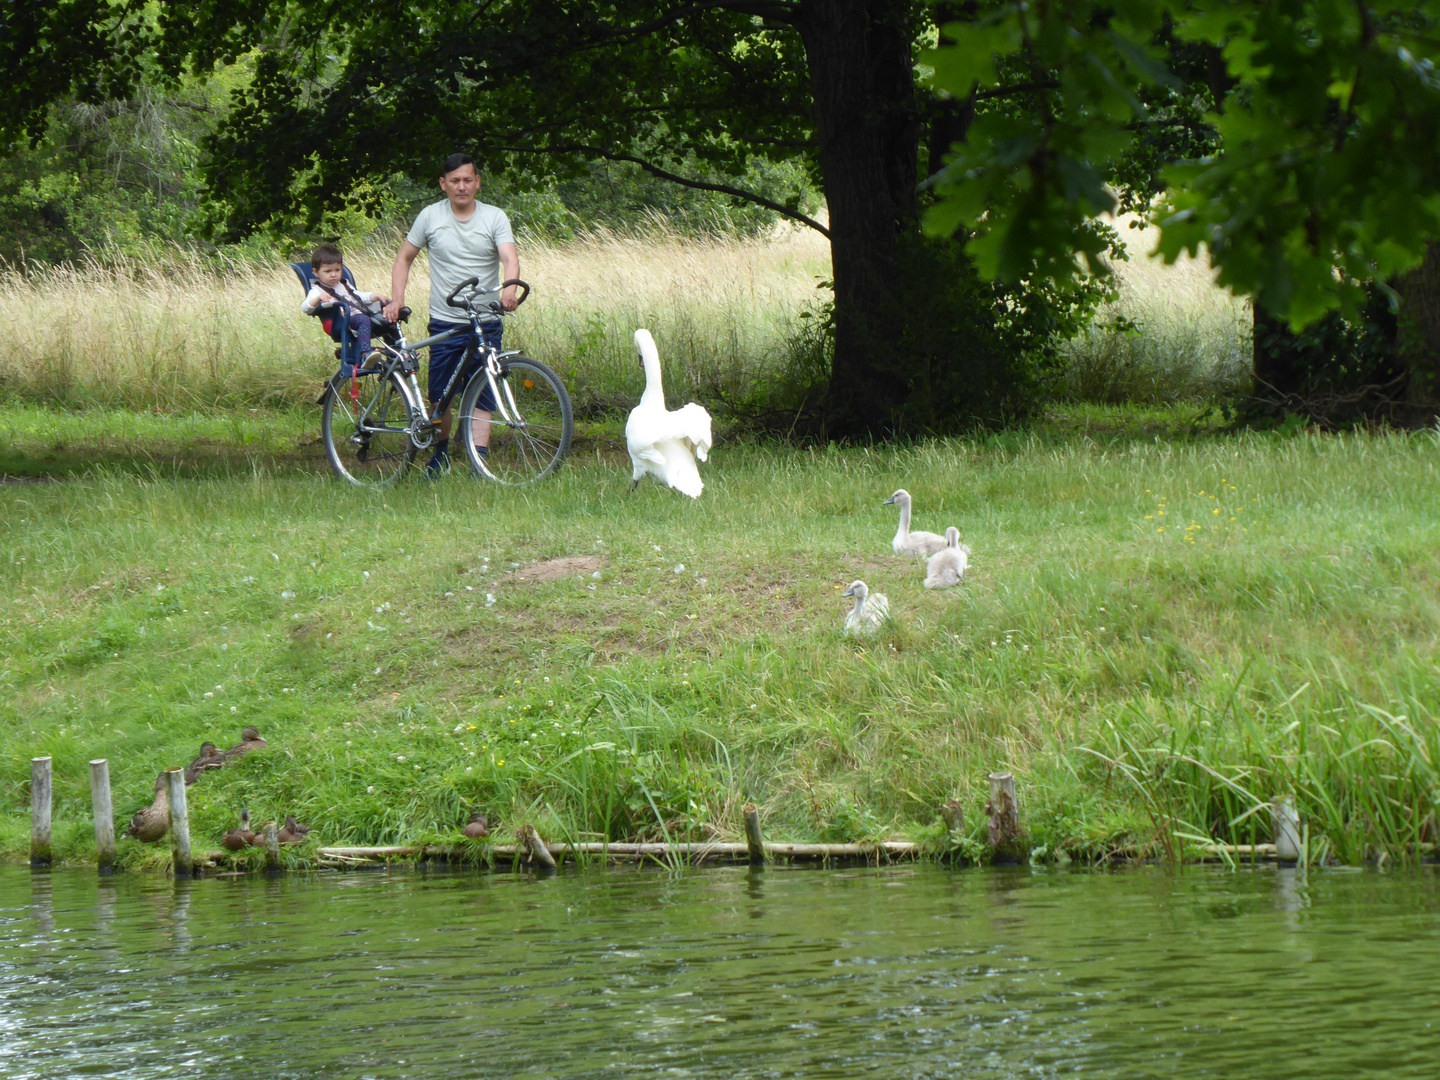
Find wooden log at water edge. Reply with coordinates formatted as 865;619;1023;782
30;757;52;867
90;760;117;872
518;824;557;869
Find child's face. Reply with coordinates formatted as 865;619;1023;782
316;261;344;287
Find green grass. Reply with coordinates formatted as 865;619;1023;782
4;402;1440;868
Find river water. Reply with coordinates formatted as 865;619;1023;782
1;865;1436;1079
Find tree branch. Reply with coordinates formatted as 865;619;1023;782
496;143;829;237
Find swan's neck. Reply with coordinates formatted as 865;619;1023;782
894;500;911;540
640;350;667;408
852;593;866;617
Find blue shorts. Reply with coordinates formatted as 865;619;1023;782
427;319;501;411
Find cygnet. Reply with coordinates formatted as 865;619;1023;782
883;489;947;556
923;527;970;589
841;579;891;636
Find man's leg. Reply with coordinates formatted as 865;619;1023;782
425;321;471;476
465;321;503;457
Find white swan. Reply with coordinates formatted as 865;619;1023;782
883;489;947;555
626;329;712;498
923;527;971;590
841;580;890;636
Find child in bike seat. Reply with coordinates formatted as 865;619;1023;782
300;243;390;375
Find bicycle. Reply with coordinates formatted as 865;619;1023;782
317;277;573;487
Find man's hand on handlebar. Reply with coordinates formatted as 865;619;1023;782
382;298;404;322
501;283;518;312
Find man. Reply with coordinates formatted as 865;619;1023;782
384;153;519;476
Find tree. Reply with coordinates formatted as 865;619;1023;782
925;0;1440;330
7;0;1101;438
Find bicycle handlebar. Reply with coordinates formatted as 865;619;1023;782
443;277;531;312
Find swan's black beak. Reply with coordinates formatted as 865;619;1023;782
881;495;897;506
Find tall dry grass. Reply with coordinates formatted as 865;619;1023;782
0;225;832;415
0;217;1249;417
1057;218;1252;403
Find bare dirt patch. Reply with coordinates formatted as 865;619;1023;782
513;555;604;582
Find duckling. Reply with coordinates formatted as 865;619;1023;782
184;741;225;785
223;726;266;761
923;527;971;590
841;579;891;636
277;816;311;844
124;773;170;842
462;811;490;839
883;489;947;556
221;809;259;850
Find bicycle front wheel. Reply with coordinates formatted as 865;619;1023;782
321;372;419;486
457;357;573;484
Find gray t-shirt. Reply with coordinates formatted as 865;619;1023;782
405;199;515;324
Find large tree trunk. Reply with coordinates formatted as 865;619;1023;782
1400;241;1440;418
796;0;919;439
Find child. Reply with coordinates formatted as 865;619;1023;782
301;243;390;374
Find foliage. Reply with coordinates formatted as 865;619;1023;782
926;0;1440;328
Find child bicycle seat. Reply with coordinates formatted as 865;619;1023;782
289;262;409;345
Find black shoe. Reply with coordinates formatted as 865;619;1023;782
425;447;451;478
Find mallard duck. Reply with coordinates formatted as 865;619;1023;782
124;773;170;842
462;811;490;839
184;741;225;784
277;816;311;844
221;809;259;850
841;579;891;637
883;489;948;556
224;726;266;761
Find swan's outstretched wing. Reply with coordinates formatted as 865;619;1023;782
672;403;713;461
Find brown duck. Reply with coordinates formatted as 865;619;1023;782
462;812;490;839
221;809;260;850
277;816;311;844
125;773;170;842
184;742;225;785
224;726;266;761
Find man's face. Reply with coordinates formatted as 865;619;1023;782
316;262;344;287
439;163;479;209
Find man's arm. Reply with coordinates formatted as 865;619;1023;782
499;242;520;311
384;240;421;322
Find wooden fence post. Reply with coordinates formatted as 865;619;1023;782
1271;796;1302;862
263;822;281;870
90;760;116;872
30;757;52;867
985;772;1024;862
743;803;765;865
165;768;193;876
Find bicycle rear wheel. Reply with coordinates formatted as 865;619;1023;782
457;356;573;484
322;372;419;486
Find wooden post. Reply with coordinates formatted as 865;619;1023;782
519;824;557;869
89;759;117;872
263;822;280;870
30;757;52;867
743;803;765;865
1271;796;1302;862
985;772;1024;861
165;768;193;876
939;799;965;833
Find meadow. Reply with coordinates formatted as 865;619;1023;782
3;405;1440;867
6;225;1436;870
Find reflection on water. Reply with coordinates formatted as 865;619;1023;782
1;865;1437;1079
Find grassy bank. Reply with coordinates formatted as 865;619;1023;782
3;404;1439;867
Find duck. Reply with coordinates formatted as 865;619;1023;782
883;489;948;556
277;816;311;844
841;579;891;636
221;809;259;850
224;726;266;761
923;527;971;590
124;773;170;842
462;811;490;839
184;741;225;785
625;329;713;498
